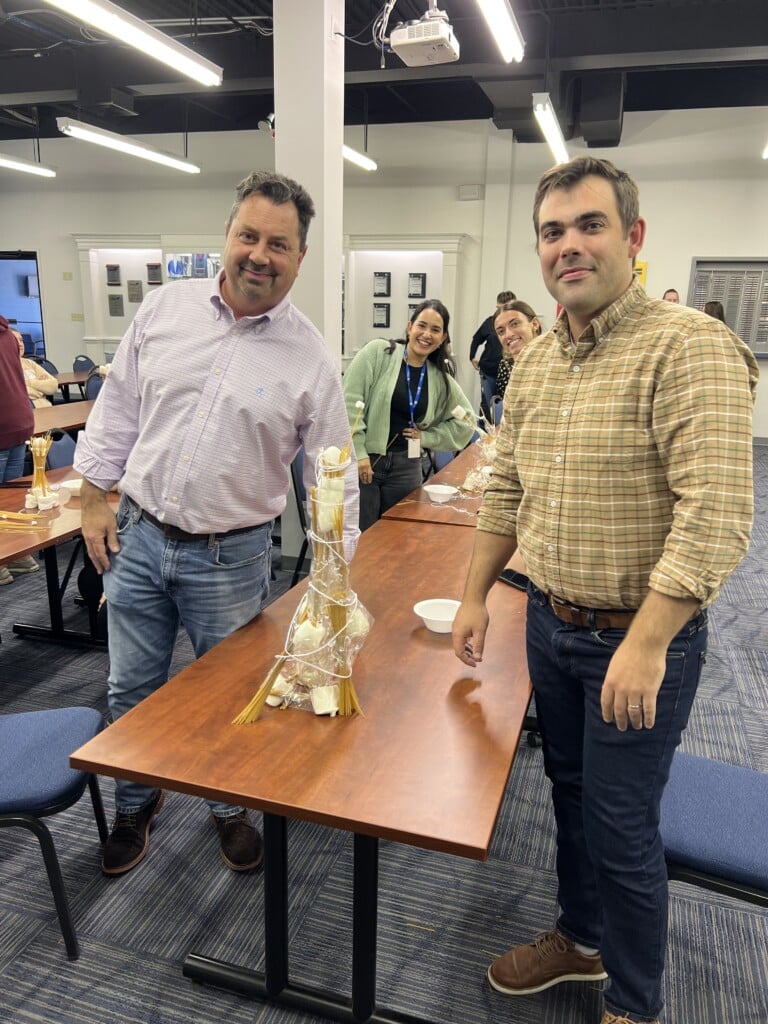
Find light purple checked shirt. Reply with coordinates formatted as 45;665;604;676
74;274;360;557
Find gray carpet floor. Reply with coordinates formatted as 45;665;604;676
0;456;766;1024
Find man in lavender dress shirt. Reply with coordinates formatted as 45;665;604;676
75;171;359;877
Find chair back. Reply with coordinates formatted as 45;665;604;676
85;370;103;400
290;449;308;530
39;358;59;375
46;431;77;470
73;354;96;373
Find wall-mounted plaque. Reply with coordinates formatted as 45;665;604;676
408;304;420;320
146;263;163;285
373;303;390;329
373;271;391;297
108;293;125;317
106;264;121;286
127;280;143;303
408;272;426;299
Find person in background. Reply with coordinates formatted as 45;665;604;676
470;289;516;420
343;299;475;531
662;287;679;303
493;300;542;400
74;171;359;877
0;316;39;585
14;330;58;408
704;299;726;323
453;156;757;1024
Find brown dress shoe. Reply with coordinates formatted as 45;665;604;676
102;789;165;875
488;929;608;996
212;810;263;871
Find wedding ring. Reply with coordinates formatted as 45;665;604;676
628;704;642;710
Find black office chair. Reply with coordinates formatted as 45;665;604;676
72;354;96;373
0;707;108;960
84;370;103;400
289;450;311;588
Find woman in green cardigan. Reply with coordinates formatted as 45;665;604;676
343;299;476;531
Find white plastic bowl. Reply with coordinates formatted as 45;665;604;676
61;477;83;494
413;598;460;633
422;483;458;504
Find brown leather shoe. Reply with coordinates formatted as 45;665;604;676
212;810;263;871
102;789;165;876
488;929;608;996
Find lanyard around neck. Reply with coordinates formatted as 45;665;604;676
403;347;427;427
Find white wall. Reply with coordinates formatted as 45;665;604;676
0;111;764;435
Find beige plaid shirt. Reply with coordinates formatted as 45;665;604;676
478;279;759;610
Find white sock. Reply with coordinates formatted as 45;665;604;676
574;941;599;956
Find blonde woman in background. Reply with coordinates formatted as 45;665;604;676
15;331;58;407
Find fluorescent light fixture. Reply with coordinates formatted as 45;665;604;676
532;92;569;165
475;0;525;63
40;0;223;87
57;117;200;173
343;145;377;172
0;152;56;178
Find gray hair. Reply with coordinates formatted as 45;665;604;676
227;171;316;248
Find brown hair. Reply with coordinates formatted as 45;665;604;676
533;156;640;238
494;300;542;337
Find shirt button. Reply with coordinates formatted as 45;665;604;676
555;455;562;463
572;365;581;373
547;544;554;552
181;455;189;462
171;496;178;502
199;411;205;418
561;410;568;417
214;368;222;375
550;500;557;507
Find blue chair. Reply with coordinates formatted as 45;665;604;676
85;371;103;400
0;707;108;959
661;751;768;907
38;358;58;375
289;449;310;588
73;355;95;373
46;431;77;470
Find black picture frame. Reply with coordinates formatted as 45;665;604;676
146;263;163;285
408;272;426;299
373;271;391;297
106;264;121;286
408;303;420;321
373;303;390;329
107;293;125;317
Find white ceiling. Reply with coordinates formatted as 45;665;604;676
0;106;766;194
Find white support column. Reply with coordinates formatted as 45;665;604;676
273;0;345;365
476;125;515;317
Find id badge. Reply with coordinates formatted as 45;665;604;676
407;437;421;459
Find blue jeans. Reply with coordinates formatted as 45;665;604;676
0;443;26;482
360;448;423;531
525;584;707;1023
103;496;272;817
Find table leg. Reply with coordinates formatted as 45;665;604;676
183;821;433;1024
12;545;107;648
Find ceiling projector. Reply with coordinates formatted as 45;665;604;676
389;17;460;67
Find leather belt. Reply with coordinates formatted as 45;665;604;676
140;507;257;543
549;594;636;629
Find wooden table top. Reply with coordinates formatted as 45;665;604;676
55;370;90;387
72;517;531;860
33;399;95;435
0;467;87;563
383;441;488;527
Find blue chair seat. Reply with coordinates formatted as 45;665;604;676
0;708;108;958
660;752;768;905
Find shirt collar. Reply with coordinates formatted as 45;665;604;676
553;276;646;352
208;271;293;325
